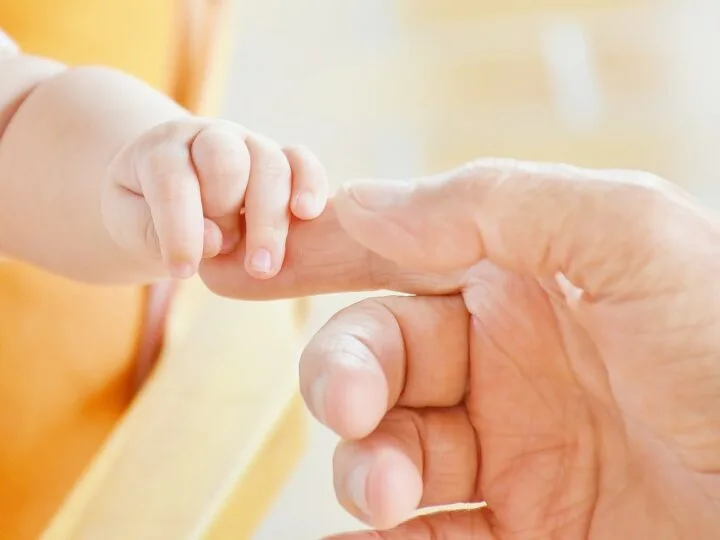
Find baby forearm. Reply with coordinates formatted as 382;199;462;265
0;55;188;283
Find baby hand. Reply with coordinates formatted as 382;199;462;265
102;119;328;280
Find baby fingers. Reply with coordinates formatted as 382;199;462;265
190;124;250;256
285;144;328;220
104;118;328;282
136;139;205;278
105;119;234;280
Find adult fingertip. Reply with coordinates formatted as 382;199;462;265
336;174;488;274
334;178;449;272
310;372;329;425
347;460;372;518
367;450;423;530
337;442;422;530
308;367;386;439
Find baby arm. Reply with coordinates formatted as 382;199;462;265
0;41;327;283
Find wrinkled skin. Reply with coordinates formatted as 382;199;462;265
202;159;720;539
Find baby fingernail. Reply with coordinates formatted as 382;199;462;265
293;190;319;216
249;248;272;275
347;462;371;517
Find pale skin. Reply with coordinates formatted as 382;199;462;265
0;35;328;283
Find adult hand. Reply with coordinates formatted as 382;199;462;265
223;159;720;540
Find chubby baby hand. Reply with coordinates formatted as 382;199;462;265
102;118;328;280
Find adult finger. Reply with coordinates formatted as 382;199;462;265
334;159;719;300
325;507;495;540
199;200;465;299
332;407;480;529
299;294;469;440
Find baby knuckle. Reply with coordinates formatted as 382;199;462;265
142;145;193;201
262;154;291;183
193;128;249;182
246;134;291;182
208;150;246;181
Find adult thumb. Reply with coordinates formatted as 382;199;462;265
333;158;712;299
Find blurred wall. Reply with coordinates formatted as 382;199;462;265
224;0;720;204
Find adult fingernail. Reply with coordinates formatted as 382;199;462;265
344;179;412;210
249;248;272;275
310;373;328;425
346;462;371;517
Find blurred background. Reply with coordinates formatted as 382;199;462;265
214;0;720;537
